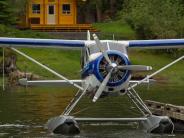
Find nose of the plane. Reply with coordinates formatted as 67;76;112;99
94;50;131;87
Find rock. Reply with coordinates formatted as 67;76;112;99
8;70;40;85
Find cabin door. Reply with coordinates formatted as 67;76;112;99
47;5;56;24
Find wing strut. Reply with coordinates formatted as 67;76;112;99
11;48;84;91
62;84;89;116
2;48;5;91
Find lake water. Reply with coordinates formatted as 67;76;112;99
0;84;183;137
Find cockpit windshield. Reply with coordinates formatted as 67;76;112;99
87;41;126;55
88;43;107;55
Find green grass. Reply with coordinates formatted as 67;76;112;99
129;49;184;85
0;24;58;39
16;48;81;79
93;20;136;40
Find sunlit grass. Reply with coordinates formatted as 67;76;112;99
129;49;184;85
16;48;81;79
93;20;136;40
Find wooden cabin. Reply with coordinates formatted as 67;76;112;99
19;0;96;32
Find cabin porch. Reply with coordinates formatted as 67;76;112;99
29;24;98;32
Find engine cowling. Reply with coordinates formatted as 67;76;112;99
94;51;131;87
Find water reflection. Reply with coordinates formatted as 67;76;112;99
0;84;183;137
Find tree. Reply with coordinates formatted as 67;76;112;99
0;0;16;25
78;0;125;23
121;0;184;56
121;0;184;39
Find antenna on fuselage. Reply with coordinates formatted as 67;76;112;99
87;30;91;41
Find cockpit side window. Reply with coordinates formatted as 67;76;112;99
81;47;90;68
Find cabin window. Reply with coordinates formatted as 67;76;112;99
62;4;71;14
32;4;40;14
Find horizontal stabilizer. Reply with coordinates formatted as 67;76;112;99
19;78;84;87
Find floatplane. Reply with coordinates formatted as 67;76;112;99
0;31;183;135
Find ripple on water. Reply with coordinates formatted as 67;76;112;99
0;133;9;137
0;124;26;128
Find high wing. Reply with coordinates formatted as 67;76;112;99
127;39;184;48
1;37;184;49
0;37;85;48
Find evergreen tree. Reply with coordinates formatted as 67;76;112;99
0;0;16;25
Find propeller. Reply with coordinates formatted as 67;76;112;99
92;34;114;102
118;65;152;71
92;34;152;102
93;69;113;102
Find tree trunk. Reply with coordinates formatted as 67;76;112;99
109;0;116;16
96;3;102;22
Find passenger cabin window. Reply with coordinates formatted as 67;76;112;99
62;4;71;14
32;4;40;14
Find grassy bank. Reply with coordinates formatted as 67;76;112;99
0;25;47;38
93;20;137;40
129;49;184;85
16;48;81;79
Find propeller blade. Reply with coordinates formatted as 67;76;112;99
93;34;104;52
93;34;112;65
87;30;91;41
92;69;113;102
118;65;152;71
